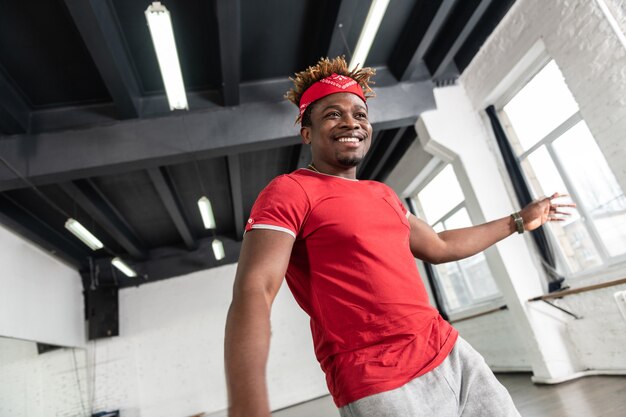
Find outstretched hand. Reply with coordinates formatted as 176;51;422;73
519;193;576;232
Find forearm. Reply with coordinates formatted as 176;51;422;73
435;215;516;263
224;290;273;417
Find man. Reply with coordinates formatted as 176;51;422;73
224;57;573;417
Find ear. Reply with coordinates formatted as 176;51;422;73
300;126;311;145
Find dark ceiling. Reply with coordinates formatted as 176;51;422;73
0;0;515;290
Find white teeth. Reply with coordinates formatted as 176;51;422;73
337;137;360;143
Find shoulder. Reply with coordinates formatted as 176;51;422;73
263;172;307;195
363;180;398;197
255;172;311;210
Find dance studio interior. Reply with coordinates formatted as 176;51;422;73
1;0;625;416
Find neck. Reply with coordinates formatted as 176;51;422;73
308;161;358;180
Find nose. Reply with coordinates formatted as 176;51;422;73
340;113;361;130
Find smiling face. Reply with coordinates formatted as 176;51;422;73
300;92;373;178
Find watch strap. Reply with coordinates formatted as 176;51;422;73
511;211;524;234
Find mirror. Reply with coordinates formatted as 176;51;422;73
0;336;90;415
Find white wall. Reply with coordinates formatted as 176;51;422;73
417;85;584;380
386;0;626;382
0;263;328;417
5;1;626;414
0;338;88;417
462;0;626;194
0;224;85;347
453;310;530;371
461;0;626;377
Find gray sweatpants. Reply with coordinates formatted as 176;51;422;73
339;337;521;417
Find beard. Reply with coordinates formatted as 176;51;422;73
337;156;363;167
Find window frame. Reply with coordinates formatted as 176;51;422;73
410;162;504;319
497;61;626;279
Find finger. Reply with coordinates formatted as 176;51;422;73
552;203;577;208
549;192;568;199
548;217;565;221
549;204;576;211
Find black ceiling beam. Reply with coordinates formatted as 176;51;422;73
30;90;221;135
87;178;143;245
0;69;30;135
82;236;241;288
59;181;147;259
432;0;493;81
29;79;287;134
377;129;417;182
358;129;397;179
0;194;86;268
0;77;435;192
147;167;196;250
369;127;409;180
64;0;141;119
326;0;363;58
215;0;241;106
25;66;401;135
227;155;244;239
389;0;459;82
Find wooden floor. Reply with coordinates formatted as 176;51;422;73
273;373;626;417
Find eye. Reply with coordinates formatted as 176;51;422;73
325;111;341;118
355;112;368;119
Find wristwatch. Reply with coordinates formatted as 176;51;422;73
511;212;524;234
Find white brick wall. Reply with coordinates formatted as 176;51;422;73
0;338;89;417
606;0;626;33
461;0;626;194
386;0;626;380
453;309;531;371
459;0;626;375
0;263;328;417
412;85;585;380
4;1;626;415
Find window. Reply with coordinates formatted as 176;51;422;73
500;60;626;276
412;165;501;315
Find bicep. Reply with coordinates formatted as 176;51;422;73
407;213;447;264
233;229;295;306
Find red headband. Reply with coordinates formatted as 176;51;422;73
298;73;366;121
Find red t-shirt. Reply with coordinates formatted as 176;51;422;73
245;169;458;406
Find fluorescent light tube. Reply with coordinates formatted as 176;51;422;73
349;0;390;70
111;257;138;278
65;218;104;250
212;238;225;261
145;2;188;110
198;196;216;229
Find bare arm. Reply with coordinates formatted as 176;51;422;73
224;230;295;417
409;193;574;264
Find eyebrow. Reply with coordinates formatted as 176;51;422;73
320;103;368;113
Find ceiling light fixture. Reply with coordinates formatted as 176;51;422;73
65;218;104;250
111;257;138;277
197;196;216;229
212;238;225;261
349;0;390;70
145;1;188;110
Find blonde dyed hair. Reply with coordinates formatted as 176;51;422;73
285;56;376;125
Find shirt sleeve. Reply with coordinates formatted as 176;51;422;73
386;187;410;219
244;175;309;239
